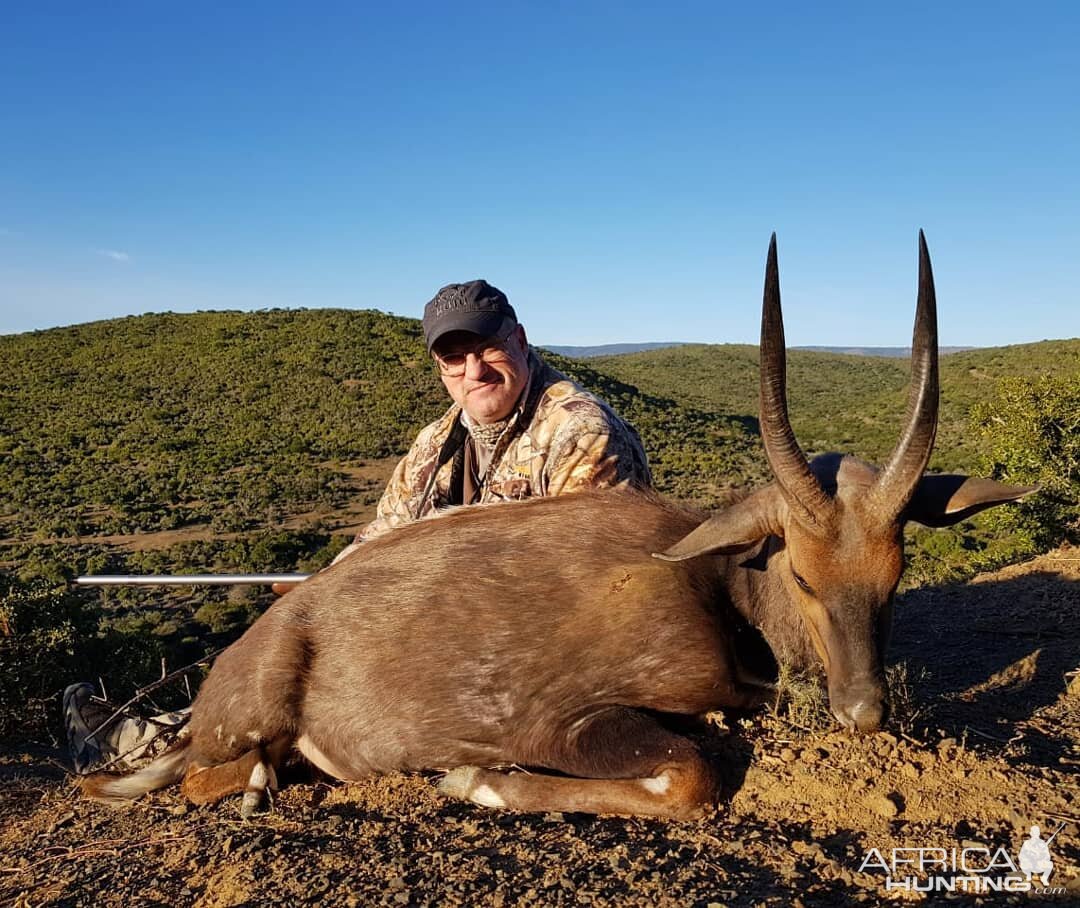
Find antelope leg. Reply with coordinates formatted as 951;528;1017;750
439;707;717;820
180;747;272;818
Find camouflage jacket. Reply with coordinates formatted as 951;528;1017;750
353;352;652;544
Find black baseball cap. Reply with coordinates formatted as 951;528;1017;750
422;280;518;352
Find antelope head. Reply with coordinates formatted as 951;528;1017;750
658;233;1035;733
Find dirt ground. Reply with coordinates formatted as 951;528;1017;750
1;547;1078;907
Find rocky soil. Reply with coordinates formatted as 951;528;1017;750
2;547;1078;906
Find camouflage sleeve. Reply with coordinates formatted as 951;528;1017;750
543;408;652;496
350;452;416;545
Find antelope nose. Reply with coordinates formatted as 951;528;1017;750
840;698;887;734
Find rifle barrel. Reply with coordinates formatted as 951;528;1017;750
75;574;311;586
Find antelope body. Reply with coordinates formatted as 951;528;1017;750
83;235;1033;819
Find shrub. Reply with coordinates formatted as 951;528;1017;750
195;598;259;635
972;374;1080;549
0;579;98;739
0;577;198;741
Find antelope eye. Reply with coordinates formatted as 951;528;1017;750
791;569;814;594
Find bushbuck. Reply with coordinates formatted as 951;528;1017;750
83;234;1033;819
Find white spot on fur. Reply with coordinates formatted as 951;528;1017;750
470;784;506;808
641;772;671;796
214;724;223;741
226;735;236;748
246;731;262;743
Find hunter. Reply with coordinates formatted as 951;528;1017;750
65;279;652;772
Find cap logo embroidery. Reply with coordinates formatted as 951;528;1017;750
432;288;472;317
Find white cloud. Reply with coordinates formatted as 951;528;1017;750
96;248;131;263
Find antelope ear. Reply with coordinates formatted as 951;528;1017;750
904;474;1038;528
654;487;785;562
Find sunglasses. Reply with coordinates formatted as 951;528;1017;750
432;326;519;377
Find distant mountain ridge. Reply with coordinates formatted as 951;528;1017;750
544;342;977;358
543;342;689;357
3;309;1076;547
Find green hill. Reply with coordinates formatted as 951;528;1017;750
2;311;1076;549
0;309;446;540
589;338;1080;473
0;310;770;547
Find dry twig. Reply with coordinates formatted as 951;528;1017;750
85;648;224;746
0;832;194;876
964;725;1009;743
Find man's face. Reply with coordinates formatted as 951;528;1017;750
432;325;531;424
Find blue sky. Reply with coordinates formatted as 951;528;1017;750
1;2;1077;347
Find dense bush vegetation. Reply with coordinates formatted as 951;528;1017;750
0;579;100;738
591;339;1080;473
0;309;447;539
903;372;1079;587
0;527;349;739
973;373;1080;549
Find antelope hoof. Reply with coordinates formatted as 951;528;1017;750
438;765;482;800
438;766;507;808
239;789;263;820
